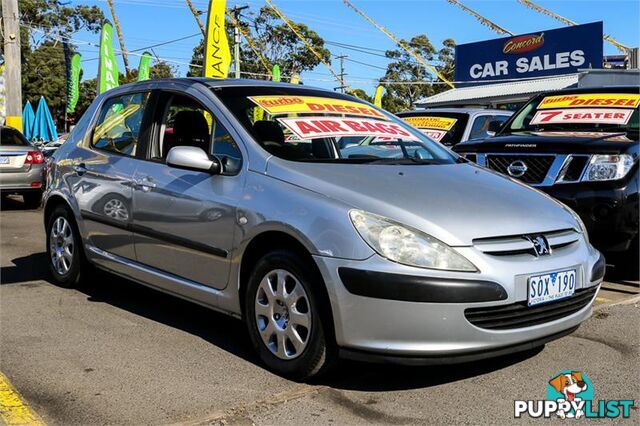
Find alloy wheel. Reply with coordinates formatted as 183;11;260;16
49;216;74;275
254;269;312;360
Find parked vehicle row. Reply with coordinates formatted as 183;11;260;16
44;78;603;380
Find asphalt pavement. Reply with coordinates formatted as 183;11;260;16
1;196;638;425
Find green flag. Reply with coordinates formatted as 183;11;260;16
272;64;281;82
66;54;82;113
98;22;119;94
138;52;152;81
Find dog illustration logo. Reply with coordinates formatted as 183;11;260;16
548;371;590;419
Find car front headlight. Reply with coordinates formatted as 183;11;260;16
349;210;477;272
583;154;634;181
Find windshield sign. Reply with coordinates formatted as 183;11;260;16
249;95;384;118
279;116;418;140
538;93;640;109
402;116;458;142
531;108;634;126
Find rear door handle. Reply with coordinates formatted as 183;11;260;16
73;163;87;175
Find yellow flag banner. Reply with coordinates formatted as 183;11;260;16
374;85;385;108
204;0;231;79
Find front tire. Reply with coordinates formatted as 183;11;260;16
46;205;88;288
245;250;335;380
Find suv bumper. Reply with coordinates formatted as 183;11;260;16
538;174;638;253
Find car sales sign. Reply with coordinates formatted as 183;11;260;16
454;22;603;85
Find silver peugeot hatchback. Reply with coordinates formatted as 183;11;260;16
44;79;604;379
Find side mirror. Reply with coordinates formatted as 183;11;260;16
487;120;503;136
166;146;221;174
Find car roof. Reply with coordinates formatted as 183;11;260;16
102;77;366;103
398;108;512;115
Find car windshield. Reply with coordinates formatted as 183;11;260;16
0;127;32;146
503;91;640;138
214;86;456;164
397;112;470;146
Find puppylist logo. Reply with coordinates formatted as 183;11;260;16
514;370;635;419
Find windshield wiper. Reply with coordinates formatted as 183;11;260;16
366;157;443;165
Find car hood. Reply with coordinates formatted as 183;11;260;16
265;159;578;246
455;131;637;154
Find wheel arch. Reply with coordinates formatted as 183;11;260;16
238;230;336;343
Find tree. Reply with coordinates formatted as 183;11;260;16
380;35;456;112
8;1;106;126
22;41;70;127
189;6;330;79
123;61;177;83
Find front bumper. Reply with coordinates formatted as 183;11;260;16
539;177;639;253
314;238;602;360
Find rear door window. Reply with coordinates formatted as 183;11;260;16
92;92;150;156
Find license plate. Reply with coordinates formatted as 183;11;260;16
0;157;9;164
528;269;576;307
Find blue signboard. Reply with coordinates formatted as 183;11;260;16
454;22;603;85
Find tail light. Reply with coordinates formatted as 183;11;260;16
25;151;45;164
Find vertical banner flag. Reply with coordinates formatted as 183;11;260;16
272;64;281;82
204;0;231;78
374;85;384;108
138;52;152;81
290;73;300;84
98;22;120;94
66;54;82;113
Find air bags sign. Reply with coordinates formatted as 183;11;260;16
455;22;603;84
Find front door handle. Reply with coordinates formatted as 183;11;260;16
73;163;87;175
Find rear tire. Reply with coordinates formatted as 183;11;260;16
23;191;42;209
46;205;89;288
244;250;335;381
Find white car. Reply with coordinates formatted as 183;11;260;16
397;108;513;146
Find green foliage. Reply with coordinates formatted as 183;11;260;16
14;1;106;125
380;35;456;113
348;88;373;103
22;41;70;127
124;61;177;82
189;6;330;79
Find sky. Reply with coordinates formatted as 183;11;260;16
61;0;640;93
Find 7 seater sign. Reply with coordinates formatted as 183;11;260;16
454;22;603;85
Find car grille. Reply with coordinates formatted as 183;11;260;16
473;229;580;257
486;155;555;184
464;286;597;330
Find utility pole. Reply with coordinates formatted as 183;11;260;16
1;0;22;131
185;0;206;36
106;0;130;77
230;5;249;79
335;54;347;93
